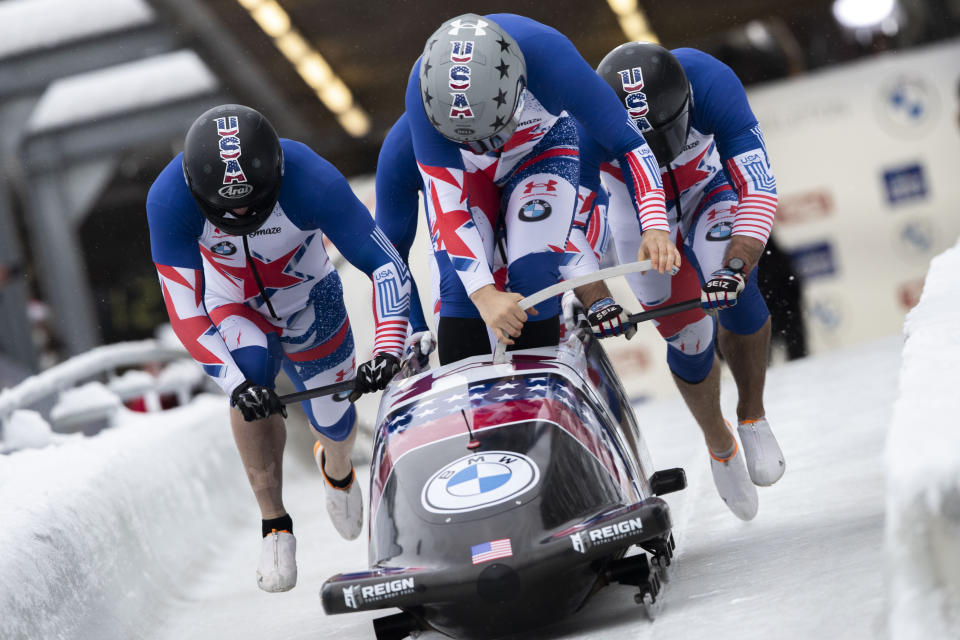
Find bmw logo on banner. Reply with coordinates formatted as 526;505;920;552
421;451;540;514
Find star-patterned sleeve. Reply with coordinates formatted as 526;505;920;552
374;114;430;334
146;164;247;397
281;142;412;358
404;59;495;296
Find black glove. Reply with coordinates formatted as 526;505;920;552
701;267;746;311
587;297;636;339
230;380;287;422
351;352;401;401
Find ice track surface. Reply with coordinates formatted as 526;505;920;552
150;336;897;640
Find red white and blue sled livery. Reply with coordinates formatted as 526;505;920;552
321;324;686;639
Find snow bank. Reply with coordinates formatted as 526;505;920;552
0;396;251;640
3;410;53;451
886;240;960;639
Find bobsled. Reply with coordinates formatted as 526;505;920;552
320;306;687;639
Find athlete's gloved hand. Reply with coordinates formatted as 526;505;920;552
231;380;287;422
561;291;587;333
587;297;636;339
350;352;401;402
701;268;746;310
405;330;436;367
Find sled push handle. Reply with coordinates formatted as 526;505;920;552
277;336;432;405
277;379;355;405
492;260;699;363
624;298;702;325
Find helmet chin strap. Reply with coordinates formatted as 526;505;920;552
463;93;523;154
199;203;273;236
466;137;503;155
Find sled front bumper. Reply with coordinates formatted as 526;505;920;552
321;498;671;614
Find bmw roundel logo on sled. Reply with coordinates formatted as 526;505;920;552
421;451;540;514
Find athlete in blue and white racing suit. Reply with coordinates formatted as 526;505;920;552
406;13;677;363
581;43;786;521
146;105;411;592
374;110;625;363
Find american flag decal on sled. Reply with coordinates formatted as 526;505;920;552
471;538;513;564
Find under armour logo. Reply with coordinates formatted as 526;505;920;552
523;179;557;194
447;18;488;35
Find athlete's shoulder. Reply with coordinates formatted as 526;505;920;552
277;139;363;229
486;13;579;107
381;113;413;158
486;13;562;39
280;138;341;184
378;113;420;183
487;13;572;57
672;48;753;136
146;153;202;230
672;47;730;76
146;153;203;265
147;153;189;207
672;47;744;101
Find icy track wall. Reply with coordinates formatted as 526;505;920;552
886;239;960;639
0;396;250;640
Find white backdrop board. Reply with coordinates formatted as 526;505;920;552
748;38;960;354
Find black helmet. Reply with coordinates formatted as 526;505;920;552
182;104;284;235
597;42;691;166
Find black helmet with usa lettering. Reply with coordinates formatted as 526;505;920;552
418;14;526;154
597;42;691;167
182;104;284;236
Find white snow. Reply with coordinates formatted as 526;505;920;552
0;395;250;640
0;0;154;60
886;239;960;639
108;369;157;399
2;268;959;638
155;358;206;393
3;410;53;451
48;381;122;427
27;50;218;133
